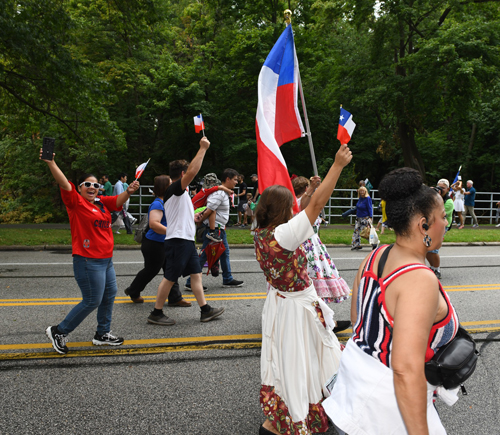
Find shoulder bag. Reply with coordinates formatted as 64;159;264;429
377;245;479;391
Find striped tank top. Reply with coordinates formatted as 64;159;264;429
352;245;459;368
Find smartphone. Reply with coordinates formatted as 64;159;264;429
41;137;55;160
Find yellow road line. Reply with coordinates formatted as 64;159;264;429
0;342;264;361
2;284;500;307
1;323;499;356
0;333;263;351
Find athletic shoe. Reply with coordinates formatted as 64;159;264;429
433;269;442;280
200;306;225;322
496;223;500;228
222;279;244;288
184;284;208;292
147;312;176;326
92;331;124;346
45;326;68;355
472;224;479;228
206;231;222;243
333;320;351;333
240;224;247;228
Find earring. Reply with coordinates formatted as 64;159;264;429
423;234;432;247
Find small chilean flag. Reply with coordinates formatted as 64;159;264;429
337;108;356;145
135;159;150;180
194;114;205;134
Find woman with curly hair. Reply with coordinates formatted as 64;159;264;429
324;167;459;435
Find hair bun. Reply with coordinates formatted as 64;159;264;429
379;167;423;201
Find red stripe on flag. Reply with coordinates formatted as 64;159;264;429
256;121;300;214
275;83;302;147
337;125;351;145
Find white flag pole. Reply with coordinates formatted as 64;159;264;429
200;113;206;137
285;10;318;177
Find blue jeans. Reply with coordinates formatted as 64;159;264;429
58;256;117;335
187;227;233;285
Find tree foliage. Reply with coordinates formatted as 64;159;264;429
1;0;499;222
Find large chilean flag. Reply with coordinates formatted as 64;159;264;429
256;25;304;213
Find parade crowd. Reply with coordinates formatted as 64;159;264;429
40;137;484;435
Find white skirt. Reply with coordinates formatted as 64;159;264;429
454;199;465;213
261;284;342;424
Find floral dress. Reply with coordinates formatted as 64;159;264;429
255;211;342;435
303;217;350;303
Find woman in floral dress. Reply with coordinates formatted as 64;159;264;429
292;176;351;305
255;145;352;435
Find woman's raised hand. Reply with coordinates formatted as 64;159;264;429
127;180;140;194
334;144;353;169
39;148;55;164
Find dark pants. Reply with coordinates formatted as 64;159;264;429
126;237;182;303
112;210;133;234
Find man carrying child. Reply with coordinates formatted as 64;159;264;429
186;168;244;289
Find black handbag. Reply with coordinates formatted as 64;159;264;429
377;245;479;392
424;326;479;390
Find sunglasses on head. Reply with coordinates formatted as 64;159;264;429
79;181;100;189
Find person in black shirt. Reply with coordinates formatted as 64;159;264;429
236;174;248;226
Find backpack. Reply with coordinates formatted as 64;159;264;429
192;186;218;210
133;214;149;243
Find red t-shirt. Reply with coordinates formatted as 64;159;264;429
61;181;122;258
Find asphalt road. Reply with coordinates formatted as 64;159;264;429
1;245;499;434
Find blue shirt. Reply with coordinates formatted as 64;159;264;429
464;187;476;206
146;198;167;243
356;196;373;218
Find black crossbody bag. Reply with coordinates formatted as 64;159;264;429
377;245;479;392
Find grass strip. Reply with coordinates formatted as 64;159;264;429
0;227;499;246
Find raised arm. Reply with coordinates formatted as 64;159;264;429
181;137;210;191
300;176;321;210
305;145;352;225
39;149;72;191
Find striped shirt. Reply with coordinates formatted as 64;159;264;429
352;246;459;368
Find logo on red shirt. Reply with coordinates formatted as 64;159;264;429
83;239;90;248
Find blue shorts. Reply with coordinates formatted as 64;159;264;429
163;238;202;281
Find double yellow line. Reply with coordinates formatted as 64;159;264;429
1;321;499;361
1;284;500;306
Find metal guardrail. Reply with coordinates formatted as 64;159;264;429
127;186;500;225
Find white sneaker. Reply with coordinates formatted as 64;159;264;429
496;223;500;228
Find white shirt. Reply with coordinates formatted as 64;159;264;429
203;190;230;230
164;179;195;241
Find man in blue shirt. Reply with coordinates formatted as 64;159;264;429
464;179;479;228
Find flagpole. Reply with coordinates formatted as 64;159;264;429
200;113;206;137
285;10;318;177
134;158;150;182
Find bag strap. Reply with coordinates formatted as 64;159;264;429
377;244;394;279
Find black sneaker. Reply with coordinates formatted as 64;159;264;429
45;326;68;355
222;279;244;288
147;311;176;326
200;307;225;322
206;231;222;243
333;320;352;334
92;331;124;346
184;284;207;292
433;269;442;280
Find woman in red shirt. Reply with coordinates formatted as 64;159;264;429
40;149;139;354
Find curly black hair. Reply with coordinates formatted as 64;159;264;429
378;168;441;236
